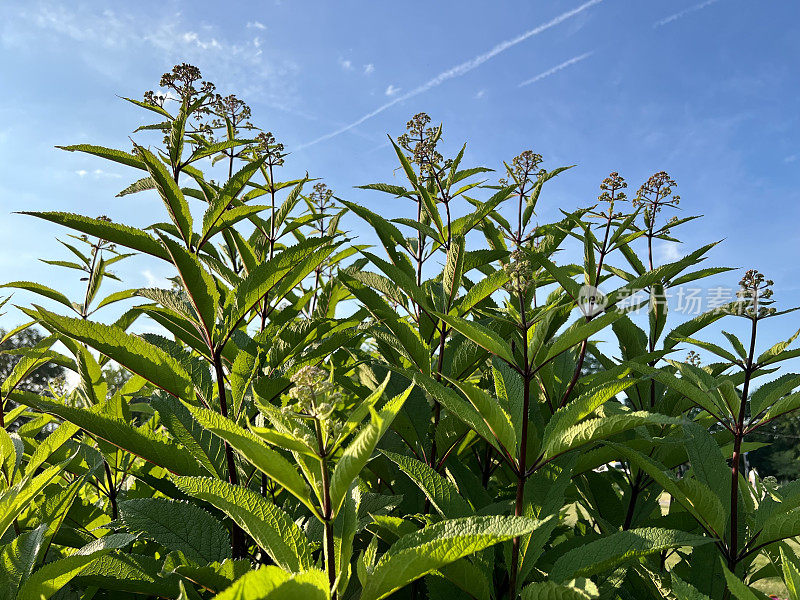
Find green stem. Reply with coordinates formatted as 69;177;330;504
214;354;246;558
509;290;531;599
103;460;118;520
315;418;337;598
728;315;758;571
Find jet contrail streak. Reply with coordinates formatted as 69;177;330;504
518;51;593;87
297;0;603;149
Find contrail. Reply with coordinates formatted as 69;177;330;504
654;0;720;28
297;0;603;149
518;51;593;87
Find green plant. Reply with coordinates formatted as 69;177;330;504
3;64;800;600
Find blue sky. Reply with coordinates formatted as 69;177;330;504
1;0;798;354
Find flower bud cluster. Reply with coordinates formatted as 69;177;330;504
503;248;534;294
737;269;776;318
256;132;285;167
397;112;443;176
285;365;342;421
596;172;628;218
686;350;701;367
633;171;680;225
511;150;544;180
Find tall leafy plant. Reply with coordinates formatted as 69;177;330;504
4;64;800;600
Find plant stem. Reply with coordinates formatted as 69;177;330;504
214;354;246;558
728;315;758;571
622;473;642;530
103;461;118;520
315;418;337;598
509;290;531;599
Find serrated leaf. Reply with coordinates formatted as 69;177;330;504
134;144;194;246
214;566;330;600
187;406;317;516
361;516;540;600
550;528;711;582
521;581;598;600
435;312;515;365
173;477;313;572
381;451;472;518
35;306;194;399
329;383;411;515
14;391;204;476
119;498;230;564
541;411;677;461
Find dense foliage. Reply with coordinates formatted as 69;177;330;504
2;64;800;600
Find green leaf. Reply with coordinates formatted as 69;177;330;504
671;574;713;600
545;310;625;363
20;211;171;261
408;370;503;453
609;443;726;537
0;462;64;540
361;516;540;600
173;477;313;572
213;566;330;600
435;312;515;365
57;144;145;169
119;498;230;564
781;547;800;600
550;527;712;582
72;553;181;597
133;144;194;246
116;176;156;197
448;378;517;458
186;405;318;516
342;276;430;374
442;236;465;305
750;373;800;420
220;239;333;344
543;380;636;453
333;486;360;597
151;394;226;478
627;363;727;420
160;234;219;340
721;564;760;600
521;581;599;600
381;451;472;518
16;553;109;600
340;200;407;267
200;156;267;244
0;524;46;599
0;281;74;310
13;391;204;476
35;306;194;400
329;383;412;515
456;269;509;316
541;410;678;461
758;505;800;546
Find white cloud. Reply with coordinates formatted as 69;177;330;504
3;3;299;107
658;242;682;263
142;269;172;288
518;52;593;87
654;0;721;28
385;84;401;96
785;154;798;163
338;58;353;70
363;63;375;75
297;0;603;149
247;21;266;30
181;31;222;51
474;89;486;99
75;169;121;179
